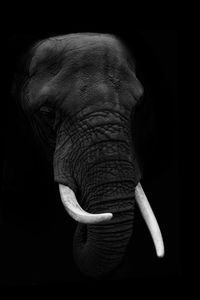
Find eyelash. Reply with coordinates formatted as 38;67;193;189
39;106;51;113
38;105;56;119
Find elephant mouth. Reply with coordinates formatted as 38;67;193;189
59;182;164;258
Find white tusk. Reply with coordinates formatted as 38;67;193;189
59;184;113;224
135;182;165;257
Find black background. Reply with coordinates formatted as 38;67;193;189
0;25;179;288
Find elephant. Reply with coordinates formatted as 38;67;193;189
18;32;164;278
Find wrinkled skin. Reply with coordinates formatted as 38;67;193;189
20;33;144;277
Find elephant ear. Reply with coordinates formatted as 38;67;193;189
12;40;57;161
29;107;56;158
22;79;57;160
125;51;144;179
123;43;144;103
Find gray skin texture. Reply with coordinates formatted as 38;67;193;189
21;33;144;278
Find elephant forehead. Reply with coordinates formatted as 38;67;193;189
30;33;125;71
36;33;122;53
51;33;122;51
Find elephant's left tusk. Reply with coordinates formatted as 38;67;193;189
135;182;165;257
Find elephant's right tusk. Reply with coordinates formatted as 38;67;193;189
135;182;165;257
59;184;113;224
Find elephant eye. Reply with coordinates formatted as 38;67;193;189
39;105;55;118
39;106;51;113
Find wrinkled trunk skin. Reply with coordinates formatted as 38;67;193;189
54;104;141;277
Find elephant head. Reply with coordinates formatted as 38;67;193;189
19;33;164;277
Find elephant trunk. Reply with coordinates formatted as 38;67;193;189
54;108;141;277
73;174;136;277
